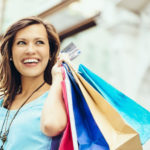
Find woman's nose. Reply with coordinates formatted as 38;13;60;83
25;43;36;54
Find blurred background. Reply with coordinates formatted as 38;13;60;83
0;0;150;149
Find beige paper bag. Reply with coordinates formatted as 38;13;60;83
67;63;142;150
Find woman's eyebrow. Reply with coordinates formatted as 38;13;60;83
34;37;46;40
15;38;27;41
15;37;46;41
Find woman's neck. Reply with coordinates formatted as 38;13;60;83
20;76;46;96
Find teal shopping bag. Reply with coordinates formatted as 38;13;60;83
78;64;150;145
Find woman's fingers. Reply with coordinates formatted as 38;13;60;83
57;53;70;66
52;53;70;74
51;53;71;82
52;53;68;71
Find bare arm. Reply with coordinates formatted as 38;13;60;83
41;57;67;137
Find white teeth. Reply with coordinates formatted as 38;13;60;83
23;59;39;64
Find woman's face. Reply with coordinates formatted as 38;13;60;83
12;24;50;79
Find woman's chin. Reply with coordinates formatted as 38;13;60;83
21;72;44;79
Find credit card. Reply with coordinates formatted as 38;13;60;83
61;42;81;61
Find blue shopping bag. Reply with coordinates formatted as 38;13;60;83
63;64;109;150
50;134;62;150
78;64;150;144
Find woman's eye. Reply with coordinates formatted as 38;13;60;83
17;41;26;45
36;41;44;45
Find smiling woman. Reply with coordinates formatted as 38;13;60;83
0;16;67;150
12;24;50;79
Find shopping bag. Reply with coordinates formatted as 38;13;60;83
65;62;142;150
61;67;79;150
63;64;109;150
78;64;150;145
57;67;74;150
51;134;62;150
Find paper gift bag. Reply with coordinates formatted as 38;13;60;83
78;64;150;145
66;63;142;150
63;64;109;150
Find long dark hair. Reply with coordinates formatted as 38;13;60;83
0;16;60;107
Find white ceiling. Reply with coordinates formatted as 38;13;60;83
1;0;150;34
117;0;150;12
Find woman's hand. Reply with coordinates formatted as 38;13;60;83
51;53;70;83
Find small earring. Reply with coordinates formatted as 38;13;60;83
10;57;12;61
